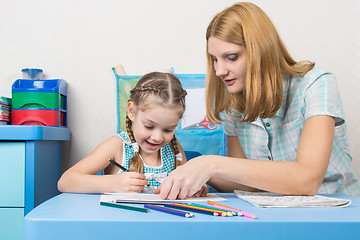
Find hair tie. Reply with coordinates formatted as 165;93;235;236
175;153;182;161
131;142;139;153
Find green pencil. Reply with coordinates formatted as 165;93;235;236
100;201;149;213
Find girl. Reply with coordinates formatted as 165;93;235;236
58;72;208;195
156;2;360;200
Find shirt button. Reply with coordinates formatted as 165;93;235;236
266;122;271;127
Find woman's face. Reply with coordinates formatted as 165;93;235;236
208;36;247;94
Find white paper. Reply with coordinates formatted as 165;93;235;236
100;192;226;203
234;190;351;208
181;88;206;129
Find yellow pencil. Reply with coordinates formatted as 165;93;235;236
188;203;241;216
176;203;234;216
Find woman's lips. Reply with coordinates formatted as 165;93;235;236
223;78;236;86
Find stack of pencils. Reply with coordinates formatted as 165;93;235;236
101;200;257;219
0;96;11;125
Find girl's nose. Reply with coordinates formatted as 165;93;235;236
151;130;163;143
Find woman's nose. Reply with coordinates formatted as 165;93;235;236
215;60;228;77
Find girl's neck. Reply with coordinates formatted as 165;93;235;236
139;150;161;167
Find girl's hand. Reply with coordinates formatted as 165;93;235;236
113;172;149;193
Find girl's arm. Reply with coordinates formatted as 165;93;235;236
158;115;334;199
57;135;148;193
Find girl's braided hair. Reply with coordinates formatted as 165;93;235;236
125;72;187;173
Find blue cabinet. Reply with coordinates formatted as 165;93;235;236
0;126;70;240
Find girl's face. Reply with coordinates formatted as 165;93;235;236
208;36;247;94
127;101;180;155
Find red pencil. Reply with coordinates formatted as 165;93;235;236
207;201;257;219
167;203;227;216
178;203;234;216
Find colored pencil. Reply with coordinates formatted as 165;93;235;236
212;204;257;219
100;201;149;213
108;159;155;193
166;203;227;216
207;201;257;219
188;203;240;216
180;203;234;216
144;204;194;218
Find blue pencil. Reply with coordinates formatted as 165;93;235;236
165;203;224;216
144;204;194;218
187;203;240;216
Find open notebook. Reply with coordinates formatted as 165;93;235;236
235;190;351;207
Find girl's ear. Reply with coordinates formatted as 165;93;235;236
127;101;136;121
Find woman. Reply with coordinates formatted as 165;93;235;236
155;2;360;200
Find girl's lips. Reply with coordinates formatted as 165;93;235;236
145;140;161;150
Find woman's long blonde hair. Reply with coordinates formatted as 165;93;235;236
205;2;315;123
125;72;187;173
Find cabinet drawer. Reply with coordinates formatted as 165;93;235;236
0;208;24;240
0;142;25;206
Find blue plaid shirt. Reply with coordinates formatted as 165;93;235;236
224;66;360;196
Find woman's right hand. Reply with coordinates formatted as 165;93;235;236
113;172;149;193
155;156;213;200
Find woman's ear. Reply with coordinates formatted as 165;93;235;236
127;101;136;121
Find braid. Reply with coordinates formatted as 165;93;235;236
130;86;162;95
177;89;188;100
170;136;182;168
125;115;144;173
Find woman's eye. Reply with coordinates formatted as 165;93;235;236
211;56;217;62
164;129;172;133
145;125;153;129
228;55;238;61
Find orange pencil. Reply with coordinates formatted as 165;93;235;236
172;203;232;217
207;201;257;219
166;204;221;216
180;203;235;216
188;203;241;216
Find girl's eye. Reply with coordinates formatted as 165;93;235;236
145;125;153;129
164;129;173;133
228;54;238;62
211;56;217;62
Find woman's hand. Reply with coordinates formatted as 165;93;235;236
155;156;212;200
192;185;209;198
113;172;149;193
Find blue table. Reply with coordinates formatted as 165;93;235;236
24;193;360;240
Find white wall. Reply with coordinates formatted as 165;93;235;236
1;0;359;177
